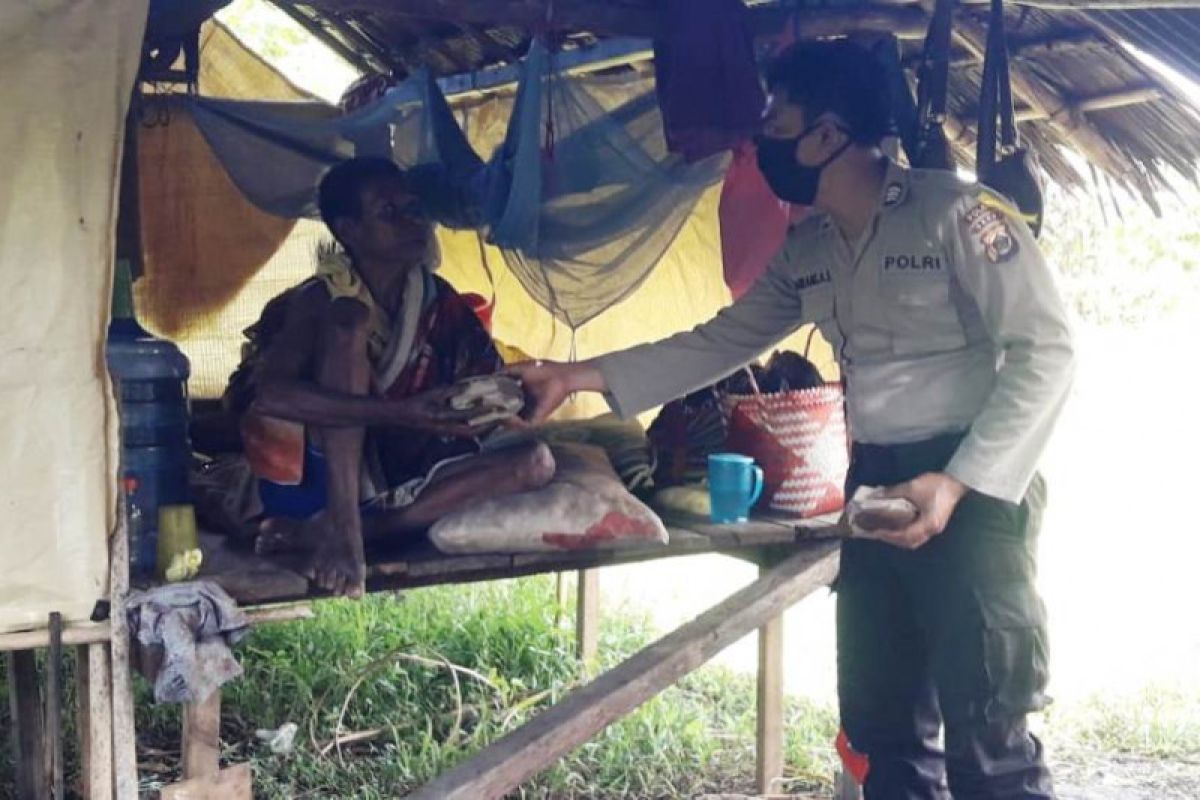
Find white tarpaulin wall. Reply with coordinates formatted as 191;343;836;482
0;1;149;633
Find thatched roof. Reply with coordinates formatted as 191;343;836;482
259;0;1200;204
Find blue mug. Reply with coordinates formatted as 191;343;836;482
708;453;764;523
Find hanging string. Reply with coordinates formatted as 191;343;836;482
475;231;497;306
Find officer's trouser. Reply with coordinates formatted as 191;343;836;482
838;433;1056;800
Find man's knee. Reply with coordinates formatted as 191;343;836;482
513;441;556;488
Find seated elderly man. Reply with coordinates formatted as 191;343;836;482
224;157;554;597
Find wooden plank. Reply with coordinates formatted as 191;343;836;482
160;763;252;800
400;552;514;580
755;583;785;796
109;501;139;800
7;650;48;800
0;622;112;653
76;643;114;800
243;603;314;626
47;613;64;800
317;0;661;38
198;534;308;604
406;541;841;800
736;527;799;548
966;0;1200;8
182;689;222;779
198;517;839;603
575;569;600;667
317;0;926;39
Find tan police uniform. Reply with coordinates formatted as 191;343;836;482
596;159;1073;797
596;160;1074;503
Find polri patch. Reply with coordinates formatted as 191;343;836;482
964;202;1019;264
882;253;943;273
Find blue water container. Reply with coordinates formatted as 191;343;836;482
106;324;192;577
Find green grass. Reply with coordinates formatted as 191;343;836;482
130;577;838;799
1043;685;1200;760
4;577;1197;798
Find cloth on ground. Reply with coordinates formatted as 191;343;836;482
653;0;765;162
429;443;668;554
126;581;249;704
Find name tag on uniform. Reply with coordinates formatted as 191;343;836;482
795;269;832;291
881;254;944;274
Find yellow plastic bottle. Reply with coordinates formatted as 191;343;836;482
157;504;203;582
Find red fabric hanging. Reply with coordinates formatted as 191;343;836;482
654;0;764;163
719;141;793;299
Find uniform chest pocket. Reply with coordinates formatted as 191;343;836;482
884;278;967;356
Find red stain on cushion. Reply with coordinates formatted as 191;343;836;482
542;511;660;550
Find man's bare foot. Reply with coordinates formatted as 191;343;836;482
301;513;366;598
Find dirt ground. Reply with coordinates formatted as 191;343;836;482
1051;748;1200;800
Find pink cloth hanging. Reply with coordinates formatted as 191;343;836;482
720;141;791;299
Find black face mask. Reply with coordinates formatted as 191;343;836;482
755;124;852;206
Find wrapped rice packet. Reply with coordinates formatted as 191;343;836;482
447;375;525;426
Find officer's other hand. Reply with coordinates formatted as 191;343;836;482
875;472;968;550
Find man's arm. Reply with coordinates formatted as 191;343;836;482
594;250;809;418
943;190;1076;503
248;287;477;432
513;249;809;423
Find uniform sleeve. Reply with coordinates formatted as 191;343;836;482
944;191;1076;503
596;245;807;418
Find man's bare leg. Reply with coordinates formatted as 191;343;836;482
306;298;371;597
259;441;556;549
364;441;555;536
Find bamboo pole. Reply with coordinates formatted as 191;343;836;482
963;0;1200;9
272;2;392;74
47;613;65;800
109;499;139;800
315;1;930;39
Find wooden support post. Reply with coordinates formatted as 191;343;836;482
554;573;569;629
755;572;785;796
182;690;222;779
160;689;253;800
47;613;64;800
575;569;600;669
109;501;139;800
77;643;115;800
159;763;252;800
407;542;840;800
7;650;49;800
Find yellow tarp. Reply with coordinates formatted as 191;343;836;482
138;35;836;412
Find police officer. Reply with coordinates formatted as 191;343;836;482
512;39;1073;799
